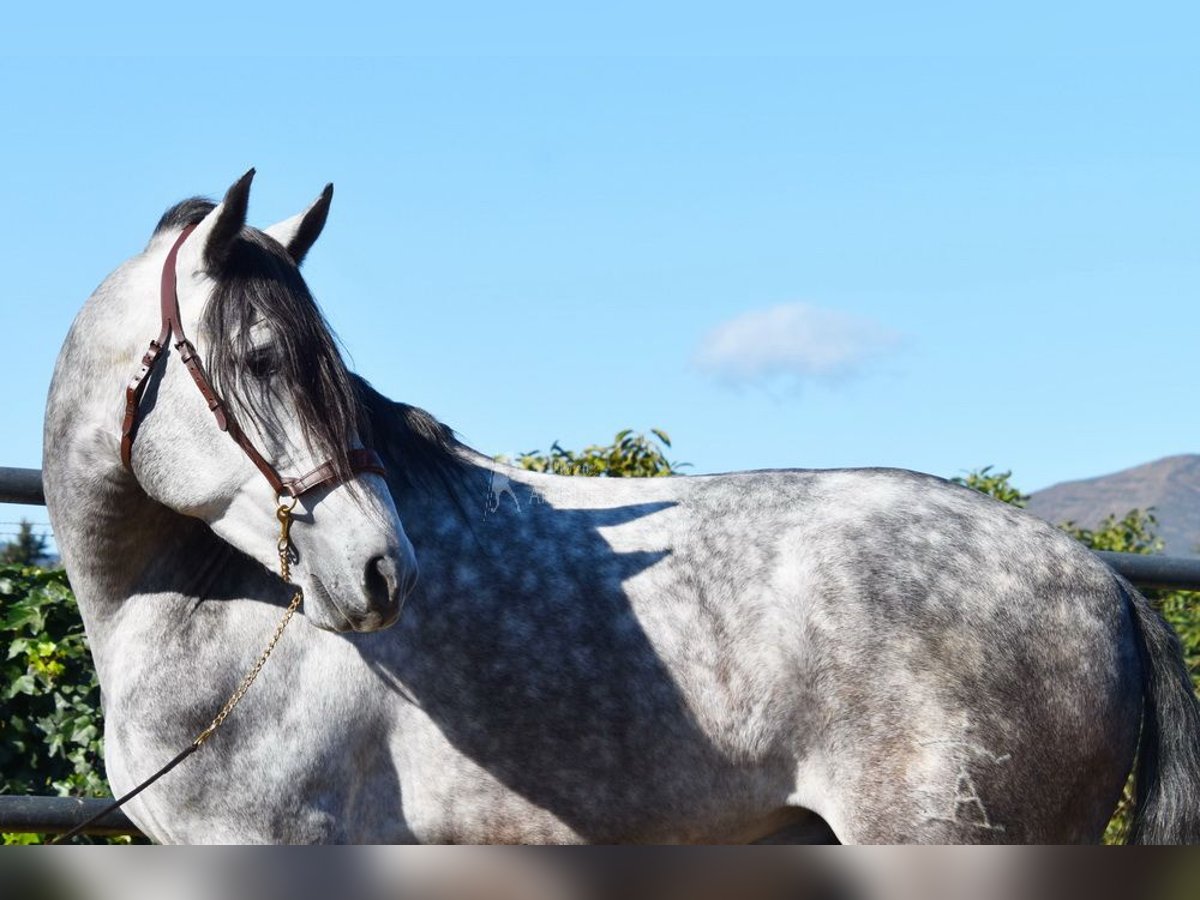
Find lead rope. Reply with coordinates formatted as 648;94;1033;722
52;498;303;844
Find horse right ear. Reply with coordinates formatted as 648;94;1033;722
185;169;255;271
263;183;334;266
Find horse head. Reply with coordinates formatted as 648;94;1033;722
105;171;417;632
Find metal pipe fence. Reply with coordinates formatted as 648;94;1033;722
0;466;45;505
0;796;138;837
3;464;1199;839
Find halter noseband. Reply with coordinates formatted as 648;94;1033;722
119;224;386;498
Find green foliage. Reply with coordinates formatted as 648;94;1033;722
951;466;1029;508
507;429;686;478
1;521;50;567
958;467;1200;844
0;564;116;844
1060;510;1164;556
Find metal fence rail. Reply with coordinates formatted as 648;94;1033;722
0;466;45;505
0;796;139;837
1093;551;1200;592
3;464;1199;839
12;466;1200;588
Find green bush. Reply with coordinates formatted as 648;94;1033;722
953;466;1030;508
0;564;113;844
507;429;686;478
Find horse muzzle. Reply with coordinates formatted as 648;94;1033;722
303;537;418;633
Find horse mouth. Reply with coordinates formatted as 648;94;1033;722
305;573;399;633
303;575;357;632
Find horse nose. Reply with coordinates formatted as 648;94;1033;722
363;554;400;612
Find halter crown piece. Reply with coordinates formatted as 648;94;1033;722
119;224;386;497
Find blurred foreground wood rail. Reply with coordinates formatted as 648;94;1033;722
2;464;1199;839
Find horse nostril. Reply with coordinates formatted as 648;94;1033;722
364;555;399;607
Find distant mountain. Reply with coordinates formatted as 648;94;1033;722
1026;455;1200;557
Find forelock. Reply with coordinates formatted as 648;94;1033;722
151;197;367;482
154;198;216;235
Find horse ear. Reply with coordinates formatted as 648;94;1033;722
187;169;255;271
263;184;333;266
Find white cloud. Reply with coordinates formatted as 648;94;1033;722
693;302;902;388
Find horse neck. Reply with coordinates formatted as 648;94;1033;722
384;448;591;557
43;248;218;664
47;456;229;684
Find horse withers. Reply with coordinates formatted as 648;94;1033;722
43;172;1200;843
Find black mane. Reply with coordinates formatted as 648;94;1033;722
153;198;469;491
352;375;471;494
154;197;216;235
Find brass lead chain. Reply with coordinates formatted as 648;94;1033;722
277;498;295;581
191;590;302;747
193;498;302;748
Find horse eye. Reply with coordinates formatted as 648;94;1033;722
246;347;277;379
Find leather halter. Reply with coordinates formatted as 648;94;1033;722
120;224;386;498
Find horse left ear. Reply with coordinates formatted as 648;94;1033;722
264;184;334;266
185;169;255;271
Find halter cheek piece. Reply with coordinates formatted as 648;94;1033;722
119;224;386;498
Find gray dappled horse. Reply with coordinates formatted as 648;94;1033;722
43;173;1200;844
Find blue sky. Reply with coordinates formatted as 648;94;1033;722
1;6;1198;547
